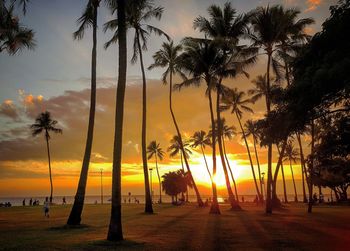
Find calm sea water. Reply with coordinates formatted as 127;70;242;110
0;194;332;207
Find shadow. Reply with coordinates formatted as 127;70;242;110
48;224;90;231
84;239;146;250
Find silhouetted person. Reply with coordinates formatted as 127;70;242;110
29;198;32;206
254;195;258;205
62;197;66;205
45;197;48;203
242;196;245;203
313;193;318;203
204;199;209;207
43;201;49;218
22;199;25;206
124;198;126;203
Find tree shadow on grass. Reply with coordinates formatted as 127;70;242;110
48;224;91;231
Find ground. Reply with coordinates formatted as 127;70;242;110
0;203;349;250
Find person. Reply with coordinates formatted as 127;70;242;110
313;193;318;203
204;199;209;207
242;196;245;203
124;198;126;204
29;198;33;206
43;200;49;218
254;195;258;205
62;197;66;205
22;199;25;206
319;193;324;203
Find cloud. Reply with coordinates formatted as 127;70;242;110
0;100;19;120
305;0;322;12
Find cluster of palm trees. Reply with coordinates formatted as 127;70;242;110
21;0;316;242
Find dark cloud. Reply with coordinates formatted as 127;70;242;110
0;100;19;120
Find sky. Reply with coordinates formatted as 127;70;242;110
0;0;337;198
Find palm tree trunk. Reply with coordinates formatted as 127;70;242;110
155;154;161;203
277;145;288;203
208;87;220;214
290;160;298;202
45;131;53;204
216;86;240;210
67;2;98;225
107;0;126;241
180;151;188;202
201;145;212;181
271;140;287;207
265;52;273;214
222;136;239;201
168;72;203;207
136;30;153;214
297;133;308;203
253;137;263;202
308;120;315;213
236;112;261;200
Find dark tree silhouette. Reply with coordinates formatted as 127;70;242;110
31;111;62;203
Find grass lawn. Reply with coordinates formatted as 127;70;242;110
0;202;349;250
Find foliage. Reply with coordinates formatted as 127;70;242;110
161;170;191;199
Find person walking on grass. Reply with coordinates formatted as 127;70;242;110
43;197;50;218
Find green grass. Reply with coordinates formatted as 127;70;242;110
0;203;349;250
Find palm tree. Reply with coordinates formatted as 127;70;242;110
249;5;314;213
190;130;212;180
296;133;308;202
167;135;192;202
244;119;263;201
0;2;35;54
31;111;62;203
147;140;165;203
221;88;262;200
107;0;127;241
105;0;169;214
283;141;300;202
67;0;100;226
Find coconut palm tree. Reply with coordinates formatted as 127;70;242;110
147;140;165;203
283;141;300;202
167;135;192;202
190;130;212;180
67;0;100;226
107;0;127;241
244;119;263;200
248;4;314;213
105;0;169;214
0;2;35;54
31;111;62;203
221;88;262;200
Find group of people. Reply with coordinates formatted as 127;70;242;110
0;202;12;207
22;198;40;206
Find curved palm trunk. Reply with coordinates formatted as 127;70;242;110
45;132;53;204
297;133;308;203
180;153;188;202
107;0;126;240
168;72;203;207
208;87;220;214
200;145;212;181
67;3;98;225
277;145;288;203
236;112;261;200
290;160;298;202
222;136;239;201
253;137;263;202
155;155;161;203
265;52;273;214
136;30;153;214
216;86;240;210
271;140;287;207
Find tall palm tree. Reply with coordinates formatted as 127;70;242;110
249;5;314;213
67;0;100;226
167;135;192;202
105;0;169;214
221;88;262;200
147;140;165;203
296;133;308;202
31;111;62;203
190;130;212;180
244;119;263;201
107;0;127;241
283;141;300;202
0;2;35;54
